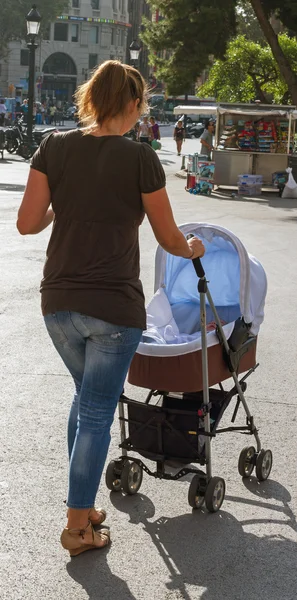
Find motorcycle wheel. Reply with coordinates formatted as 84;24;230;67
6;140;18;154
19;144;34;160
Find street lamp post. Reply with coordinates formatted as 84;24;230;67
129;40;141;69
26;5;41;143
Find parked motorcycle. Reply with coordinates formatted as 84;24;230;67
124;127;137;141
0;129;5;159
5;117;57;159
185;122;205;139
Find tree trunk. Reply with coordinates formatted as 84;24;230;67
250;74;269;104
250;0;297;105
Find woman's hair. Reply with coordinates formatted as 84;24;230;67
75;60;148;127
150;116;155;123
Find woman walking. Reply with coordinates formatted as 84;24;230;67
149;116;161;143
17;60;205;557
174;119;186;156
137;114;152;144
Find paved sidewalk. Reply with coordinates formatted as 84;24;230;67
1;135;297;600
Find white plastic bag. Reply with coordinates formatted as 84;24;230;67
282;167;297;198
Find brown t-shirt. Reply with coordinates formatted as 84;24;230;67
31;130;166;330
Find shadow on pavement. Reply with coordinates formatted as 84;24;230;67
66;545;137;600
0;158;14;165
212;189;297;209
0;183;26;192
109;489;296;600
235;476;297;532
159;159;176;166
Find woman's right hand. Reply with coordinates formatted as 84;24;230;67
187;236;205;259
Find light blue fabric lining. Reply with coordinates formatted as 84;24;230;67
164;236;241;335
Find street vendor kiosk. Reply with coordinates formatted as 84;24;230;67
174;103;296;189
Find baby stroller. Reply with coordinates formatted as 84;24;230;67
106;223;272;513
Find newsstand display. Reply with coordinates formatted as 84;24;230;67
174;103;297;192
214;104;296;189
186;154;215;196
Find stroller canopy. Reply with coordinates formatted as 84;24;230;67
137;223;267;358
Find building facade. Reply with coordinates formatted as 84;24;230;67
0;0;131;102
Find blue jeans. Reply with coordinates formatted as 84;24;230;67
44;311;142;509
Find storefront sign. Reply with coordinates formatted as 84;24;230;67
57;15;131;27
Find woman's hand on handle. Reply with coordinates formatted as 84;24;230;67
187;236;205;259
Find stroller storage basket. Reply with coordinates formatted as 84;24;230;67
120;389;229;463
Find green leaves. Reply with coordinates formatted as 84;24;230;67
0;0;68;59
143;0;237;94
199;34;297;104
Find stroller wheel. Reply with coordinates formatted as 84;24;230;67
121;461;143;495
105;460;122;492
238;446;256;478
256;449;273;481
188;474;205;509
204;477;225;513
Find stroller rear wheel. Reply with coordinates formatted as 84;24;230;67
121;461;143;495
188;474;205;509
238;446;256;478
204;477;225;513
255;449;273;481
105;460;122;492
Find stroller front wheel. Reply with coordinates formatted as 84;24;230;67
204;477;226;513
121;461;143;495
238;446;256;478
256;449;273;481
105;460;122;492
188;474;205;509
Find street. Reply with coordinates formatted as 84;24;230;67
1;128;297;600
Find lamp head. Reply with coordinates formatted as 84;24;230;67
26;5;41;37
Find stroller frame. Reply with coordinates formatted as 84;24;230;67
106;252;273;512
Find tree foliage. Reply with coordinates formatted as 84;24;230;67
0;0;68;60
144;0;297;101
141;0;237;95
198;34;297;104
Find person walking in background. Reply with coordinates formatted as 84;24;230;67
0;99;7;126
21;99;28;124
200;119;215;160
15;101;22;121
174;119;185;156
149;116;161;143
49;104;57;125
138;115;152;144
16;60;205;558
41;102;46;125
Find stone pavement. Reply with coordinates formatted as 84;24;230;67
0;136;297;600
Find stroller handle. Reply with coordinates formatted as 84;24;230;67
186;234;205;278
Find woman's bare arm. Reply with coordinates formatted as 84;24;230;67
17;169;54;235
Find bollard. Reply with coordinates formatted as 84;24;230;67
181;155;186;170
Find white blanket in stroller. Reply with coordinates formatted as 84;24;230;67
141;287;235;356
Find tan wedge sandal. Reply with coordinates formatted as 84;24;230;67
61;522;110;557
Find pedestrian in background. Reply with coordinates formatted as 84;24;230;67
149;116;161;142
17;60;205;558
200;119;215;160
0;99;7;127
41;102;46;125
138;115;152;144
49;104;57;125
21;99;28;124
174;119;185;156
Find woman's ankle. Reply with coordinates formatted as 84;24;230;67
67;507;90;530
